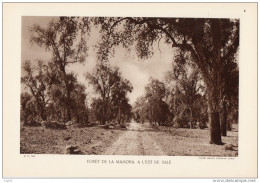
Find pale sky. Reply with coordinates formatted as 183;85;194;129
21;16;175;104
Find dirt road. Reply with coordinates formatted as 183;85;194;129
21;121;238;156
103;122;166;155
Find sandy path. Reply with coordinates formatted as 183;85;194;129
103;122;166;155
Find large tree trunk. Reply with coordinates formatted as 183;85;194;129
40;109;47;121
67;109;71;121
37;103;47;121
189;19;223;145
118;106;121;124
205;20;223;145
221;101;227;136
189;107;193;129
226;120;231;131
62;65;72;122
207;90;222;145
66;91;72;122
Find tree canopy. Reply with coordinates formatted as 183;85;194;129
93;17;239;144
86;62;133;124
21;16;239;145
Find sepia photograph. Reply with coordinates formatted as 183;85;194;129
20;16;239;156
3;3;257;178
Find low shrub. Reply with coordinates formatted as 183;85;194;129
42;121;67;130
24;120;42;127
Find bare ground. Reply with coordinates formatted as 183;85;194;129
20;122;238;156
103;122;165;155
20;125;124;154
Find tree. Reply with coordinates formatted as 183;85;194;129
219;52;239;136
70;83;89;124
165;60;205;128
20;92;34;123
166;52;205;128
86;63;115;124
110;77;133;123
143;78;170;126
30;17;88;121
132;95;148;123
21;60;50;121
46;69;79;122
94;17;239;144
86;63;133;124
89;98;104;124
